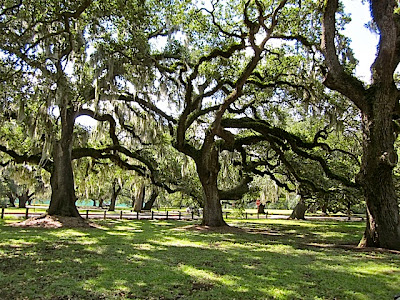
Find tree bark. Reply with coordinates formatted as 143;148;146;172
196;145;226;227
289;198;307;220
133;184;145;212
143;189;159;210
322;0;400;250
320;200;328;216
18;189;32;209
357;87;400;249
200;178;226;226
6;192;16;207
257;203;265;214
109;179;121;211
48;106;81;218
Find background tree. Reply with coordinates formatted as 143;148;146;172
0;0;156;217
115;0;363;227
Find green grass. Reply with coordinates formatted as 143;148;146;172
0;218;399;300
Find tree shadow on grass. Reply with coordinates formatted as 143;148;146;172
0;219;399;299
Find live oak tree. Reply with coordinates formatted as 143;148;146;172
1;0;397;253
0;122;47;207
0;0;157;217
143;0;302;226
131;0;361;227
156;0;400;250
320;0;400;249
0;164;45;208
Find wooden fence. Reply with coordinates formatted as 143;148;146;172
0;207;270;221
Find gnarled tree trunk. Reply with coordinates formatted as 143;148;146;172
7;192;16;207
197;145;226;227
48;106;80;218
18;189;33;209
289;197;307;220
357;87;400;249
320;200;328;216
322;0;400;250
257;203;266;214
143;189;159;210
109;179;122;211
133;184;145;212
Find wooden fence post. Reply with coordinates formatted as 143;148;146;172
1;207;4;219
151;211;154;220
178;211;181;220
136;211;139;219
86;210;89;219
25;207;29;219
225;212;228;219
120;211;123;219
166;210;169;220
103;211;107;220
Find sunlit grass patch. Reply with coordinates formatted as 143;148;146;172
0;218;399;299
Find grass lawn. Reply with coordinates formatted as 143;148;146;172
0;218;399;300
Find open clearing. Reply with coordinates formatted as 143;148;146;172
0;218;399;299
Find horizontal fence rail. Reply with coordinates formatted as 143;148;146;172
0;207;271;221
0;207;363;222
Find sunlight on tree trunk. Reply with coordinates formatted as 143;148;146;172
289;198;307;220
48;108;80;218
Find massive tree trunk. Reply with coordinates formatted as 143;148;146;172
109;179;121;211
200;178;226;226
289;197;307;220
133;184;145;212
257;203;266;214
320;200;328;216
196;145;226;227
143;189;159;210
322;0;400;250
48;106;81;218
18;189;33;209
357;88;400;249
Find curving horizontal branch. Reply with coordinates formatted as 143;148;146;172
0;145;53;172
75;108;119;146
221;117;359;189
218;175;252;200
118;93;177;125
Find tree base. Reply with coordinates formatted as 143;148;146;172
10;214;93;228
357;232;400;251
201;218;227;227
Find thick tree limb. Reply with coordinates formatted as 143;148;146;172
0;145;53;172
218;175;252;200
370;0;400;83
118;93;177;124
222;117;359;188
321;0;367;111
75;108;119;145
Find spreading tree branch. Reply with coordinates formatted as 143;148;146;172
321;0;367;111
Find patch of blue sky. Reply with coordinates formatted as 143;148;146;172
343;0;378;83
